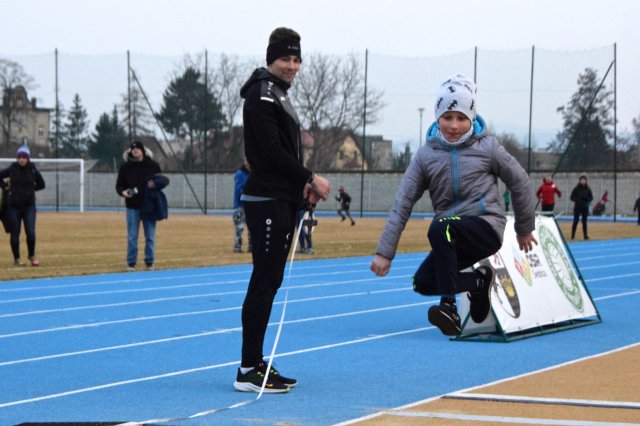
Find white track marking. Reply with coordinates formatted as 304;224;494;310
0;300;432;366
0;274;413;318
379;410;638;425
0;322;430;408
335;342;640;425
444;392;640;409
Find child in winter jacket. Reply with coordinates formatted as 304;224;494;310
370;74;537;337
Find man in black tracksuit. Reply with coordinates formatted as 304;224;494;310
234;27;331;394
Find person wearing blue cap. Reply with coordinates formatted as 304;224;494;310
0;143;46;266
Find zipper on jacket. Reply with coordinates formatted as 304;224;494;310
450;148;461;214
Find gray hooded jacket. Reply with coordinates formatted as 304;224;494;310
376;116;535;260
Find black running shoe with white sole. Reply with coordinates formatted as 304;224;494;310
428;303;461;336
233;366;289;393
263;361;298;388
468;265;496;323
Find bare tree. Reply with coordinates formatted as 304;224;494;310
292;52;385;170
119;75;155;138
0;59;36;148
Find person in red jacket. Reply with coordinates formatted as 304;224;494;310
536;176;562;214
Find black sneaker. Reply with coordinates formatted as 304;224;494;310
468;265;496;323
261;361;298;388
233;366;289;393
428;303;461;336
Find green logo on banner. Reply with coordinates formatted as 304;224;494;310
538;223;584;312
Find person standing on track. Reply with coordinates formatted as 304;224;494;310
569;174;593;240
370;74;537;337
234;27;332;393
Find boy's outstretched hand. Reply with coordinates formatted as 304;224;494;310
517;233;538;253
370;254;391;276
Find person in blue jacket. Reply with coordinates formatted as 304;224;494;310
233;161;251;253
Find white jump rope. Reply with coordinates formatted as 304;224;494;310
118;208;315;425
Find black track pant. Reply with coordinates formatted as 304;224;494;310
413;216;502;296
241;199;297;367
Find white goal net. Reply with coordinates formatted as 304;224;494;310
0;158;85;212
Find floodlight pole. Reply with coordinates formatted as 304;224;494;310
613;43;617;222
359;49;368;218
127;51;132;144
418;107;424;148
204;49;208;214
527;45;535;174
54;48;60;212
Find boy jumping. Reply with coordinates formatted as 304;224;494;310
371;74;537;337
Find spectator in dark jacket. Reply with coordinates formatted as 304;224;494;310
116;140;162;270
569;174;593;240
634;195;640;225
0;143;45;266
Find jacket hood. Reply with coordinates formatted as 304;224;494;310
426;114;487;149
122;147;153;162
240;67;290;98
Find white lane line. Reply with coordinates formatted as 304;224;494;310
380;410;638;425
593;289;640;300
587;272;640;282
579;260;640;270
1;284;632;340
577;251;640;262
444;392;640;409
335;342;640;426
0;265;419;304
0;256;424;294
0;326;431;409
0;300;431;366
0;287;411;339
0;274;414;319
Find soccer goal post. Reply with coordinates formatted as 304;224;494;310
0;158;85;212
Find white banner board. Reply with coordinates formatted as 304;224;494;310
459;214;599;339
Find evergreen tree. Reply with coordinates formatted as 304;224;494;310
48;102;67;157
548;68;613;171
89;107;126;170
157;66;224;169
61;93;90;158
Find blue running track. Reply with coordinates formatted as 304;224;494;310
1;238;639;425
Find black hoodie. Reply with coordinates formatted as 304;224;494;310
240;68;312;203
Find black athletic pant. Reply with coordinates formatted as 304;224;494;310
241;199;297;367
571;206;589;239
413;216;502;296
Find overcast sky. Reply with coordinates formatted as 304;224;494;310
1;0;638;150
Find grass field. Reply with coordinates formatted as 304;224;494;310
0;211;638;281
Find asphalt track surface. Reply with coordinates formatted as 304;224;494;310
1;238;639;425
